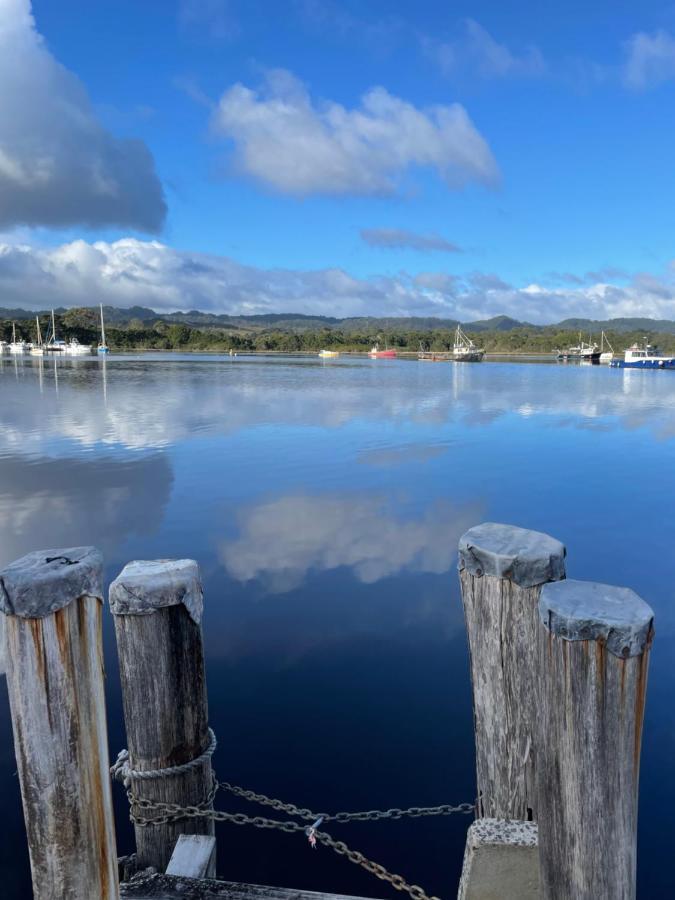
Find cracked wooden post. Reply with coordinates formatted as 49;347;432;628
109;559;215;875
537;580;654;900
0;547;119;900
458;522;566;821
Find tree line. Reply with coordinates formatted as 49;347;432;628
3;313;675;355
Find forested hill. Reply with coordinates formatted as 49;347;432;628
3;306;675;354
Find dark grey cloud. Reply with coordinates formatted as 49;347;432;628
0;1;166;231
361;228;462;254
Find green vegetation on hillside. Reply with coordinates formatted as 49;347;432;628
3;307;675;355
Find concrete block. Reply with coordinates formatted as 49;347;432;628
457;818;539;900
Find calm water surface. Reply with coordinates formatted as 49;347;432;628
0;353;673;898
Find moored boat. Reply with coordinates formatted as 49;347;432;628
599;331;614;364
9;322;27;354
65;337;92;355
318;349;339;358
45;310;66;353
610;341;675;369
556;334;601;363
29;316;44;356
453;326;484;362
368;345;397;358
98;304;109;354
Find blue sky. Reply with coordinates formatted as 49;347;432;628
2;0;675;321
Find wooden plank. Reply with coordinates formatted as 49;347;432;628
0;547;119;900
537;579;654;900
121;873;380;900
110;559;216;874
166;835;216;879
458;522;566;821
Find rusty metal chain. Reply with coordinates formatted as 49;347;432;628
125;792;442;900
218;781;475;823
118;772;473;900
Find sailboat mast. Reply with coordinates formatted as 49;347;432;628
51;309;56;343
100;304;106;344
36;316;42;346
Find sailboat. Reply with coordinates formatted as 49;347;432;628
30;317;44;356
599;331;614;364
98;304;109;354
9;322;27;354
45;310;66;353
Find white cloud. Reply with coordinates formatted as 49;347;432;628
211;69;498;195
424;19;546;80
0;0;165;231
360;228;462;253
623;29;675;89
2;237;675;323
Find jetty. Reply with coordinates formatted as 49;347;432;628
0;524;655;899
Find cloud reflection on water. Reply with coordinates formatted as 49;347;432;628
220;493;483;593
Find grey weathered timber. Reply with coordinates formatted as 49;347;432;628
166;835;216;879
457;819;540;900
537;580;654;900
0;547;119;900
121;873;380;900
458;523;566;821
110;559;216;873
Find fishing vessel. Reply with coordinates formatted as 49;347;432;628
609;341;675;369
98;304;109;354
318;349;339;358
556;334;601;363
368;344;397;358
9;322;27;354
453;326;484;362
29;317;44;356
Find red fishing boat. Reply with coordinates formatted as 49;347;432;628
368;345;397;358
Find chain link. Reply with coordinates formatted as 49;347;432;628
120;779;474;900
218;781;475;823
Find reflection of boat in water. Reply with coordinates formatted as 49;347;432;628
318;349;339;358
368;345;397;358
610;341;675;369
453;326;484;362
556;334;601;363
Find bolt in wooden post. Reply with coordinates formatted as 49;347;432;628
537;580;654;900
109;559;215;874
0;547;119;900
458;522;566;820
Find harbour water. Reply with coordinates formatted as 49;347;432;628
0;353;673;898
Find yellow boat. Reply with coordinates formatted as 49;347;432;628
318;350;339;358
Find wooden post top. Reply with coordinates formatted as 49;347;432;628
539;579;654;658
109;558;203;625
0;547;102;618
459;523;566;587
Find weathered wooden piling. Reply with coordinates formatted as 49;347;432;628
458;522;566;820
0;547;119;900
109;559;216;874
537;580;654;900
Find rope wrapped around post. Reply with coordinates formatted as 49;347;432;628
109;558;216;873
